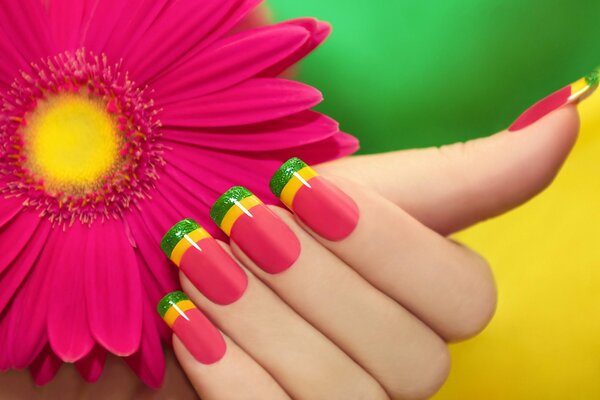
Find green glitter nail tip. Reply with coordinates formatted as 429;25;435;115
157;291;190;318
269;158;309;198
160;218;200;258
210;186;254;227
585;68;600;86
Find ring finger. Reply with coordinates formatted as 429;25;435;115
206;188;449;399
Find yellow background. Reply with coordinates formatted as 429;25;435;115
434;93;600;399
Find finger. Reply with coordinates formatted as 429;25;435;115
268;160;496;342
174;336;289;400
160;220;385;399
181;273;387;400
317;104;580;234
228;205;450;400
158;292;289;400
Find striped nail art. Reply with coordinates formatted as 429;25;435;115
161;219;212;267
509;68;599;132
270;158;359;241
210;187;263;237
210;186;300;274
161;219;247;305
158;291;226;364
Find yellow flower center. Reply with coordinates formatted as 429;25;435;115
22;92;121;195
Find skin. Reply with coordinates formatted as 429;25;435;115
0;105;580;399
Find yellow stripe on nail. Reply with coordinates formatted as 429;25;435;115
163;299;196;328
571;77;589;96
568;76;598;104
280;166;318;209
169;227;212;267
571;77;588;93
220;195;262;236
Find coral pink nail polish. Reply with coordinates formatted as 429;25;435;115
270;158;359;241
161;219;248;305
158;291;226;364
508;86;571;132
509;69;599;132
210;187;300;274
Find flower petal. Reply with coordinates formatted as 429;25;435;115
47;0;92;51
126;205;182;343
135;251;173;344
48;223;95;362
0;209;44;275
0;0;54;62
161;78;322;127
86;220;142;356
78;0;131;53
229;4;271;34
147;0;263;81
101;0;170;62
125;208;179;297
0;214;49;312
260;18;332;78
0;27;30;87
162;111;339;151
151;24;310;103
123;0;261;84
161;132;358;216
163;145;271;199
124;300;166;389
0;196;24;230
161;146;281;224
75;346;107;383
5;231;61;369
29;346;62;386
272;131;360;164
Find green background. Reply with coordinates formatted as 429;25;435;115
268;0;600;153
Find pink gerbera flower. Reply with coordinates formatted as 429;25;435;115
0;0;357;387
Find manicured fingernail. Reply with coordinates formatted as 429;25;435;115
210;186;300;274
161;219;248;305
509;68;599;132
157;291;226;364
270;158;359;241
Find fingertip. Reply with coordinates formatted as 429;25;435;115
501;104;579;196
508;103;580;148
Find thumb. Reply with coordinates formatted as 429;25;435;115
317;104;580;235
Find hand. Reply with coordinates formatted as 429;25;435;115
168;105;579;399
0;106;579;399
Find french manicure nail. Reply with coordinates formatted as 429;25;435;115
157;291;226;364
509;68;599;132
210;186;300;274
161;219;248;305
270;158;359;241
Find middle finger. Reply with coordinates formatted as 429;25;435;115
209;188;449;399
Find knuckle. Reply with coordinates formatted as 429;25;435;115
357;382;391;400
448;252;498;341
435;140;477;181
335;372;390;400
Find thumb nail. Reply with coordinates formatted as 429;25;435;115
509;68;598;132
